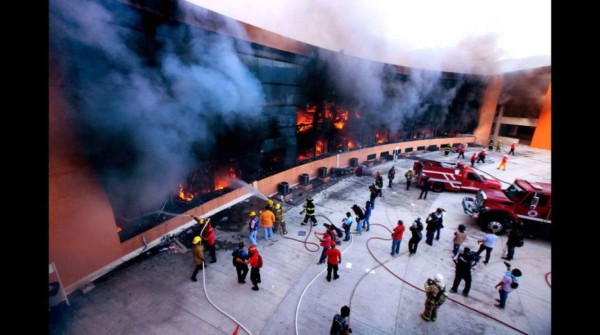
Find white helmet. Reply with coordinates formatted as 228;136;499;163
434;273;444;284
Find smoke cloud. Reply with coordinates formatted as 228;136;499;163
50;0;265;217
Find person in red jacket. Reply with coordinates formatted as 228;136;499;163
476;150;486;164
470;153;477;167
497;155;508;171
508;143;516;156
247;245;262;291
194;216;217;263
391;220;405;256
457;145;466;159
325;241;342;282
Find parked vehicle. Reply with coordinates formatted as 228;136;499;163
413;159;501;193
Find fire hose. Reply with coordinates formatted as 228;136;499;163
346;223;529;335
276;215;324;253
295;214;355;335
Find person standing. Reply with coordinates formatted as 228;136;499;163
248;211;259;246
421;274;448;322
351;204;365;235
503;225;524;261
496;139;502;152
369;183;379;209
405;168;414;190
418;175;431;200
202;221;217;263
425;212;438;246
444;145;451;157
457;145;466;159
494;265;522;309
497;155;508;171
508;143;516;156
450;247;475;297
325;241;342;282
390;220;405;256
470;152;477;167
274;203;288;235
190;236;205;282
408;218;424;255
329;305;351;335
300;196;318;226
247;245;262;291
452;224;467;257
259;206;276;242
488;138;494;151
433;208;445;241
341;212;353;242
388;166;396;188
315;229;333;264
363;200;372;232
476;229;498;264
476;150;486;164
266;198;276;213
231;242;249;284
375;170;384;197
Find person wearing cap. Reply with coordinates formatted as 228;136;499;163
421;273;448;322
325;241;342;282
405;168;414;190
259;205;276;242
494;266;522;309
497;155;508;171
450;247;475;297
247;245;262;291
266;198;275;213
300;196;317;226
248;211;259;246
390;219;405;257
274;203;287;235
190;236;205;282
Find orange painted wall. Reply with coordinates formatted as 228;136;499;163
530;84;551;150
49;61;123;293
473;75;504;146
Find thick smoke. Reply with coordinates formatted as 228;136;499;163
50;0;265;217
315;50;464;139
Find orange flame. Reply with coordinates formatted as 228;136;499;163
347;140;355;149
316;139;325;155
333;109;348;130
178;184;194;202
375;133;385;144
297;106;316;132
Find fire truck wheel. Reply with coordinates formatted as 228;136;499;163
432;182;444;193
480;213;513;235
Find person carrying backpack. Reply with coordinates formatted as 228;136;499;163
341;212;353;242
330;305;351;335
503;225;524;261
421;273;448;322
494;264;522;309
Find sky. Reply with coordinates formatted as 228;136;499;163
187;0;551;74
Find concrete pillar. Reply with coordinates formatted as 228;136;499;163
531;83;551;150
473;75;504;146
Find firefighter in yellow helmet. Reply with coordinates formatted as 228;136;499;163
190;236;205;282
274;203;287;235
266;198;275;212
248;211;259;246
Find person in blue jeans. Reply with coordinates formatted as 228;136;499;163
351;204;365;235
494;264;522;309
390;220;405;256
363;201;372;232
341;212;353;241
248;211;259;246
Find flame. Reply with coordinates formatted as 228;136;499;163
116;226;122;233
375;133;385;144
333;109;348;130
178;184;194;202
316;139;325;155
229;167;236;179
297;106;316;132
347;140;355;149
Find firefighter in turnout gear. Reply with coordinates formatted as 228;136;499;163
274;203;288;235
300;196;317;226
421;273;448;322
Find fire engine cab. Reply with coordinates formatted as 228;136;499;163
413;159;501;193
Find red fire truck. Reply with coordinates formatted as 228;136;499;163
413;159;501;193
462;179;551;237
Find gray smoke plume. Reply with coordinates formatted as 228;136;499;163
50;0;265;217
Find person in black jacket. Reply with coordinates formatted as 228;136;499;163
408;218;424;255
503;225;524;261
449;247;475;297
425;212;439;246
418;175;431;200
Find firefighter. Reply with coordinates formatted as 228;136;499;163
488;138;494;150
375;170;383;197
274;203;288;235
266;198;275;212
248;211;259;246
300;196;318;226
405;168;414;190
497;155;508;170
443;145;451;157
421;273;447;322
388;166;396;188
190;236;205;282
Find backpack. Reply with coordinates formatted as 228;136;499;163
516;239;524;247
256;254;263;268
329;314;346;335
333;225;344;240
435;287;448;306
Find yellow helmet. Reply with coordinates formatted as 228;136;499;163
275;203;281;209
250;211;256;217
192;236;202;245
196;218;206;224
267;199;274;205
